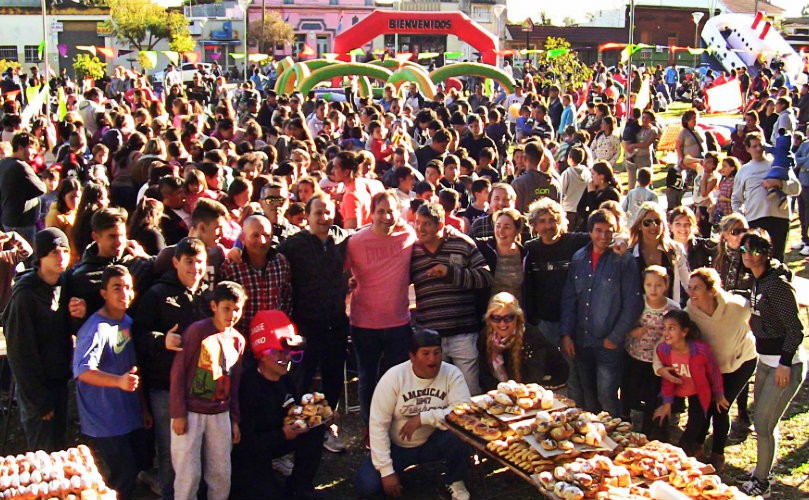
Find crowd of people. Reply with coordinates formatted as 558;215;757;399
0;54;806;500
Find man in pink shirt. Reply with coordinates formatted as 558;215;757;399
345;191;417;428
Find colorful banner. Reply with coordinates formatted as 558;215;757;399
118;49;135;58
37;40;45;60
96;46;117;59
209;52;222;61
230;53;245;59
598;42;627;52
546;48;569;59
299;43;316;59
444;51;463;59
322;53;339;62
705;78;743;113
248;53;269;62
162;50;179;65
183;51;200;64
348;48;365;57
76;45;96;56
20;85;48;129
140;50;157;68
57;44;68;58
417;52;439;60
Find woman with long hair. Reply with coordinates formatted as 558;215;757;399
577;160;621;223
45;178;82;265
675;109;706;170
684;267;757;471
668;205;716;273
477;292;567;391
72;181;110;258
629;202;690;303
590;116;621;165
476;208;525;302
127;196;166;255
713;213;753;297
110;131;146;212
738;230;808;497
729;111;763;164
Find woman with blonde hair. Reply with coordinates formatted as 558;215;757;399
477;292;568;392
714;213;753;297
629;201;690;303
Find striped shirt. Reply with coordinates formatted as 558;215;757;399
411;231;492;336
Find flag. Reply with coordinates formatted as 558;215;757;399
322;53;339;62
57;44;68;57
705;78;743;113
76;45;96;56
444;51;463;59
248;53;269;62
118;49;135;58
210;52;222;61
620;44;643;63
230;53;246;59
598;42;626;52
349;48;365;57
546;48;569;59
299;43;316;59
20;85;48;129
141;50;157;68
162;50;179;65
37;40;45;60
57;86;67;120
183;51;200;64
96;46;117;59
417;52;439;60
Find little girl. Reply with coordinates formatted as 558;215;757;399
692;152;719;238
622;266;680;438
653;310;727;458
184;169;207;213
714;156;739;226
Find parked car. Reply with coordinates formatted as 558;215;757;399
152;63;213;86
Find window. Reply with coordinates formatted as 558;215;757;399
283;0;293;4
329;0;338;4
24;45;41;63
0;46;18;61
471;6;490;23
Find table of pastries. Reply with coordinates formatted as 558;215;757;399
445;380;755;500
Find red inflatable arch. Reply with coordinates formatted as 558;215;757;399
334;10;497;66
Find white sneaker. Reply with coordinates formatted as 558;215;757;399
792;241;805;250
446;480;471;500
800;245;809;256
271;453;294;477
323;430;347;453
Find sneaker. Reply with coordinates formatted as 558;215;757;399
323;431;347;453
446;481;471;500
730;416;754;437
800;245;809;256
137;470;161;496
737;471;774;485
791;241;805;251
272;453;294;477
740;477;771;498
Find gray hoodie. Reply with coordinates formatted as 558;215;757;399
560;164;592;213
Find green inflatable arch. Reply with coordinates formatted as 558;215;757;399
369;59;423;71
274;59;337;95
430;62;516;93
297;63;393;95
387;67;437;99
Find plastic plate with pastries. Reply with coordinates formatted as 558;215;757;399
471;380;568;422
511;408;621;458
283;392;334;430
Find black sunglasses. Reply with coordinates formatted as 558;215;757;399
729;227;748;236
642;219;662;228
490;314;516;324
739;245;765;256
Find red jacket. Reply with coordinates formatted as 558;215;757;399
657;340;724;415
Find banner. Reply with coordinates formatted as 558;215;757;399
230;53;245;59
210;52;222;61
76;45;96;56
417;52;439;60
248;53;269;62
546;48;568;59
140;50;157;68
57;44;68;58
705;78;743;114
634;76;651;111
183;51;200;64
162;50;179;65
299;43;316;59
444;51;463;59
348;48;365;57
118;49;135;58
96;46;117;59
20;85;48;129
37;40;45;60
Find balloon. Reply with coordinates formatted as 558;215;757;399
509;103;521;118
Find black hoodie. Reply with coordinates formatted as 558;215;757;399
2;269;72;419
750;260;805;366
131;270;210;391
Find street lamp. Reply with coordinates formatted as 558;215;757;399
492;3;506;68
692;11;704;73
238;0;251;82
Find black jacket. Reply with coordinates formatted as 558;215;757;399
2;269;73;419
750;261;804;366
131;270;210;391
160;209;189;247
64;242;154;317
0;157;46;228
278;227;349;333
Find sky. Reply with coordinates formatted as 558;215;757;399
505;0;802;24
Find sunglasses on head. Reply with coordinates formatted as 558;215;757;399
642;218;662;228
490;314;516;324
729;227;747;236
739;245;765;256
269;348;304;364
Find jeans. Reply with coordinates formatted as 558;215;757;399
707;358;757;454
171;411;232;500
355;430;470;498
149;389;174;500
292;321;348;412
624;160;638;191
90;429;149;500
752;360;807;482
537;320;577;398
19;380;68;452
620;354;665;439
573;345;623;417
352;324;413;425
678;395;710;455
441;333;480;395
798;186;809;244
749;216;789;262
665;188;684;211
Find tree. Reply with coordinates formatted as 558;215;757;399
538;11;553;26
536;36;593;90
104;0;194;54
562;17;578;27
73;54;106;80
802;3;809;16
247;11;295;54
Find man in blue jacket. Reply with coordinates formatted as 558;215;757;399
560;209;643;416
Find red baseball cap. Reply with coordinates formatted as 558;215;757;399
249;310;304;358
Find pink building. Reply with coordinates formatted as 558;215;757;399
248;0;376;58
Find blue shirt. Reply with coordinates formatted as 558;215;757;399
73;311;143;437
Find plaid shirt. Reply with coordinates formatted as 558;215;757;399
220;249;292;334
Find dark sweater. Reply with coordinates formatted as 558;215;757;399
750;262;805;366
0;157;47;227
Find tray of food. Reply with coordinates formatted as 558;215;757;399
283;392;334;429
511;408;621;458
533;454;632;500
471;380;568;422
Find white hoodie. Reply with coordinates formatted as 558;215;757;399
560;164;592;213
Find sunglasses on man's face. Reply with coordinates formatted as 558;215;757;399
263;195;286;203
269;349;304;364
490;314;516;324
739;245;765;256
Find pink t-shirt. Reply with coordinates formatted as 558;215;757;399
345;224;416;329
671;349;698;398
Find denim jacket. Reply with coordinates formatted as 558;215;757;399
560;242;643;348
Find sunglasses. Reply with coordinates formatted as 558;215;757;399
739;245;765;256
642;219;662;228
269;348;304;364
263;195;286;203
490;314;516;324
729;227;748;236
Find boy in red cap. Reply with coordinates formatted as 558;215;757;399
231;310;326;500
169;281;247;500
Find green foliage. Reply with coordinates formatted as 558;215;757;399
247;11;295;54
536;36;593;90
0;59;21;74
105;0;194;52
73;54;106;80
